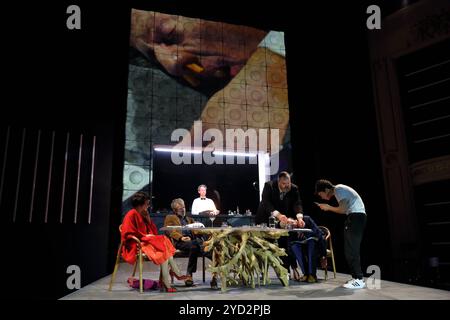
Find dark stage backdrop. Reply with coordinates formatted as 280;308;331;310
151;151;260;215
1;1;394;298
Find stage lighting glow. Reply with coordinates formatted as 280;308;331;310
154;147;202;154
213;151;257;157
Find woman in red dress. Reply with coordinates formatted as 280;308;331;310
121;192;191;292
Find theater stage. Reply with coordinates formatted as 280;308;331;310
61;258;450;300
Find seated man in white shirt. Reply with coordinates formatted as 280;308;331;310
191;184;220;216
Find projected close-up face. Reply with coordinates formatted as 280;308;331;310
124;9;291;212
130;10;268;86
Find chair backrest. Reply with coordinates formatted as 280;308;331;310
318;226;334;258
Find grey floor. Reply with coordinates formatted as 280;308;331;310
61;258;450;300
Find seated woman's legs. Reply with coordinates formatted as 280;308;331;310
167;256;190;279
159;257;192;292
159;260;173;290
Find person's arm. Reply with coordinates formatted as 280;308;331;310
261;182;276;216
208;199;219;215
260;182;288;223
197;47;288;149
317;202;347;214
163;215;183;241
122;211;146;240
290;187;304;215
285;186;305;225
121;212;139;240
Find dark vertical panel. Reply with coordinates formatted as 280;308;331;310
13;128;26;222
44;131;55;223
59;133;70;224
29;130;41;223
0;126;10;209
74;134;83;223
88;136;96;224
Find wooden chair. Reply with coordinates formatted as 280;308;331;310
318;226;337;280
108;225;150;293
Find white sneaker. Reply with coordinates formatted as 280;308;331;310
343;278;366;289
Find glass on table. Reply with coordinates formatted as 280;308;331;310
268;213;276;228
209;215;216;227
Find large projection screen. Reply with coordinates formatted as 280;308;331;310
123;9;291;213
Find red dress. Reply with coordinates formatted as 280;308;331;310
121;209;175;265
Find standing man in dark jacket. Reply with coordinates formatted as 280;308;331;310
255;171;304;279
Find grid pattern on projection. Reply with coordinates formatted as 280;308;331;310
123;10;289;202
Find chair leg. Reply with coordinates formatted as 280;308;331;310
108;242;123;291
324;264;328;281
202;255;206;283
330;240;337;279
132;261;138;277
139;249;144;293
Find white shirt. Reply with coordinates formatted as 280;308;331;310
191;197;217;215
334;184;366;215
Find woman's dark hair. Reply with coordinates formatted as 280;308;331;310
131;191;150;208
315;179;334;194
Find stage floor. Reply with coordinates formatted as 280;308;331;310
61;258;450;300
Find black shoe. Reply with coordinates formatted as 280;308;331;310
210;277;218;289
184;276;194;287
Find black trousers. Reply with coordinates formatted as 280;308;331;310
344;213;367;279
174;238;211;275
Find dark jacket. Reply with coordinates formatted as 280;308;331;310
291;215;327;258
255;180;303;224
163;214;195;242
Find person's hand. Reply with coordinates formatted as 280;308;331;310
208;210;219;216
286;218;296;224
278;214;288;225
181;236;191;242
130;10;267;86
297;218;305;228
317;203;332;211
195;47;289;149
